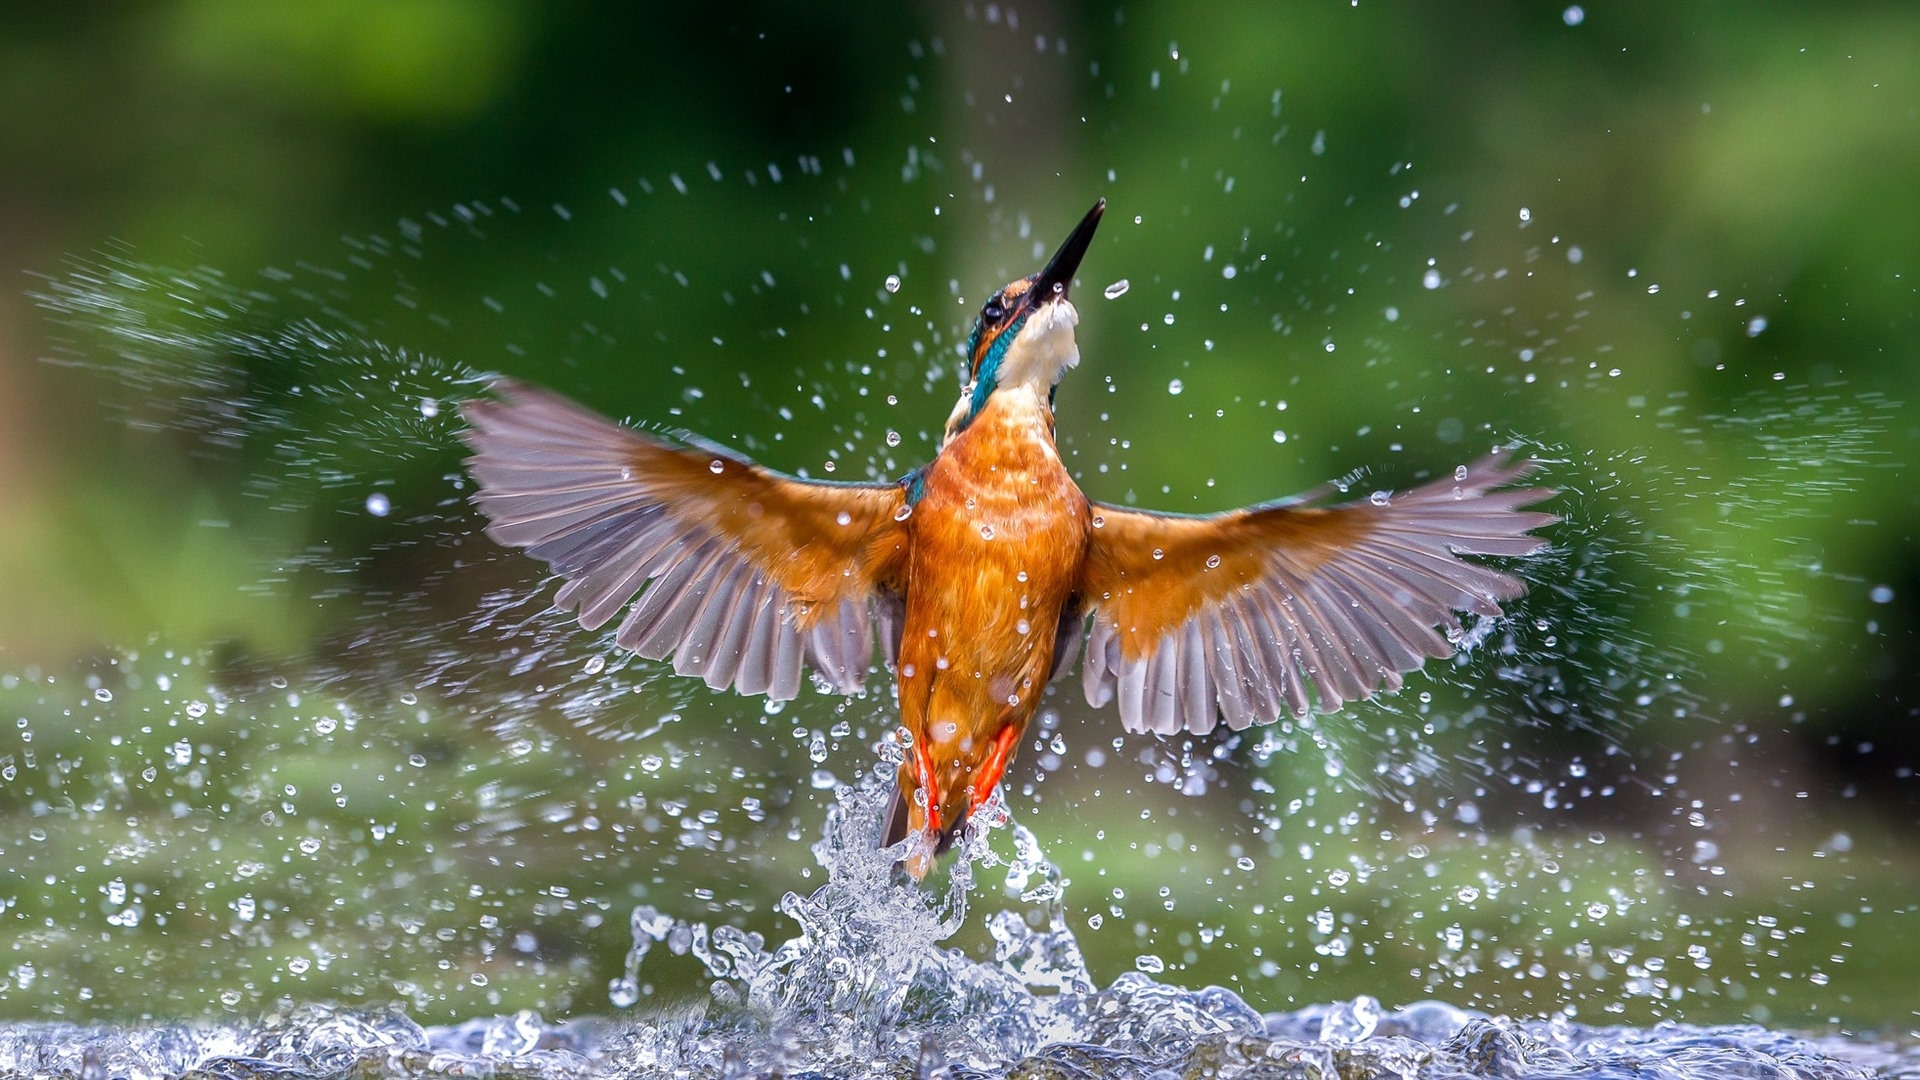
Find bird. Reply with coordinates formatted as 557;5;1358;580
458;198;1557;881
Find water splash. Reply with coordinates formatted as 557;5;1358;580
551;776;1908;1078
3;1003;1900;1080
1;783;1906;1079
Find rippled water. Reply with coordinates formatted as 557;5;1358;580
11;1001;1912;1080
4;782;1912;1080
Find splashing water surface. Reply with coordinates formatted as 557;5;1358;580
1;781;1912;1078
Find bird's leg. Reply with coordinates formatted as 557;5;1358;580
968;722;1025;814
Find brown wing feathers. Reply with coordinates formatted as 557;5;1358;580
461;379;907;699
1079;450;1556;734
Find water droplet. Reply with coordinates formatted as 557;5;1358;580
1205;554;1221;569
93;687;113;703
1870;584;1894;604
884;274;901;293
1563;4;1585;25
1167;379;1184;395
1746;316;1769;337
365;492;391;517
1151;548;1164;560
1369;491;1391;506
1455;464;1470;481
419;398;440;418
885;430;902;447
836;511;852;527
1422;269;1443;290
1091;515;1105;528
710;459;726;474
1134;954;1165;974
583;655;606;675
607;978;639;1008
1272;430;1287;444
1103;279;1131;300
893;503;913;521
980;524;995;540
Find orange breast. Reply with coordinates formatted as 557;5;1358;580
895;392;1090;819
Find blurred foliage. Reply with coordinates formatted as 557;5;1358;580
0;0;1916;1031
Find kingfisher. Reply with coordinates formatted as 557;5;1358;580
459;199;1556;880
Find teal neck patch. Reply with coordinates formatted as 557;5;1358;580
955;311;1029;436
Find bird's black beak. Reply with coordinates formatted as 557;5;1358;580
1034;198;1105;302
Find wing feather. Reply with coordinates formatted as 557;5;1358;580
1148;632;1180;735
674;559;749;679
1179;620;1212;734
695;572;756;691
1203;610;1254;732
1082;617;1118;708
732;586;782;697
619;536;730;659
1117;642;1150;732
1078;449;1556;734
462;379;909;700
769;613;806;701
1221;600;1280;723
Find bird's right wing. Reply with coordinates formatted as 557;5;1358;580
461;379;910;699
1075;450;1556;735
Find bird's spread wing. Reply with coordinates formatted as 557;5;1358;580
1076;450;1557;735
461;379;909;699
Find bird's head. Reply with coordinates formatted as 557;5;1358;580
945;199;1105;441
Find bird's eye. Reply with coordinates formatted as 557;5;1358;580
983;300;1005;322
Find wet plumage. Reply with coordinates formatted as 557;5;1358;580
459;199;1557;880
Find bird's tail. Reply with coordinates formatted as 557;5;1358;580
882;778;911;850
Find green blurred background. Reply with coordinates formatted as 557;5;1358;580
1;0;1917;1035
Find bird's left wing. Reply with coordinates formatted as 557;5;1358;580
461;379;909;699
1075;450;1556;735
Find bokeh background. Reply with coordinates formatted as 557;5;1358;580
1;0;1916;1034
